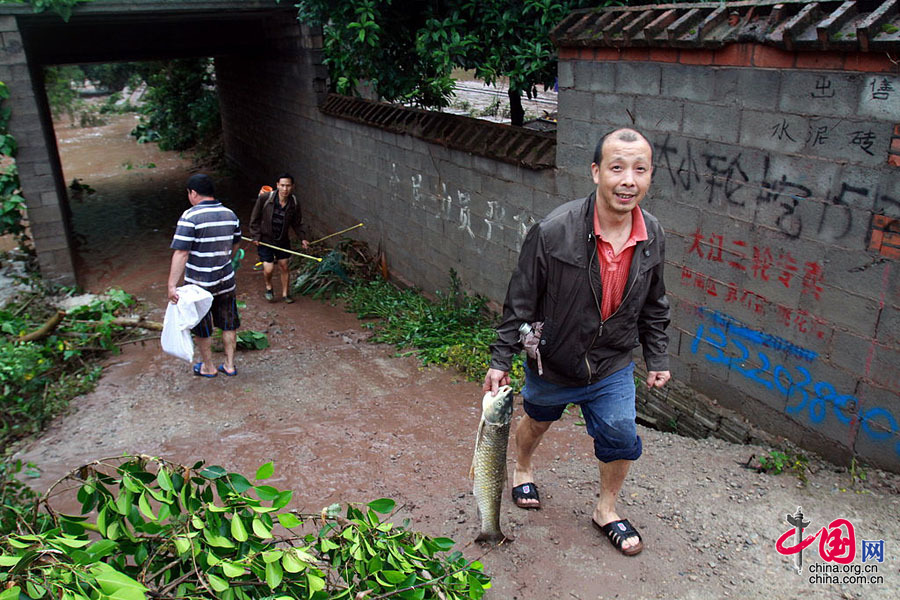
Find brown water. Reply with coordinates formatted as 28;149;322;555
56;113;246;297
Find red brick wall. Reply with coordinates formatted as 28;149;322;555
560;43;898;73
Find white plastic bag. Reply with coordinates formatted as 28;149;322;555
161;285;214;362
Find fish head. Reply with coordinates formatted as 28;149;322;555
481;385;513;424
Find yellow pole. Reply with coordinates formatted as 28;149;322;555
241;237;323;262
310;222;364;245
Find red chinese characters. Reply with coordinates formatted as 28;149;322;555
682;229;830;340
686;228;825;292
679;267;828;340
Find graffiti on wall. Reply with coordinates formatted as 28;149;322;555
680;265;830;340
690;308;900;457
687;230;824;295
681;226;829;340
659;121;899;459
656;135;900;244
397;164;534;249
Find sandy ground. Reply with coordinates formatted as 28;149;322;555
11;113;900;600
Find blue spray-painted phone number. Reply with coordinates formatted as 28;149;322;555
691;324;898;451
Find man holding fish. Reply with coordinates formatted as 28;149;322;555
482;128;670;556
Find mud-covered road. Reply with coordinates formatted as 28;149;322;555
15;114;900;600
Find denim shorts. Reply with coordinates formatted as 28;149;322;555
521;362;641;462
191;291;240;337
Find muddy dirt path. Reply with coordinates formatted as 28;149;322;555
16;114;900;600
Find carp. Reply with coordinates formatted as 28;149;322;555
470;385;514;543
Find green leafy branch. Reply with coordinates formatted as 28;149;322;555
1;455;491;600
3;0;95;23
1;289;144;448
0;80;27;243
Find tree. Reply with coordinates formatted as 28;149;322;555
130;58;220;152
295;0;603;126
296;0;456;109
81;62;146;93
421;0;600;126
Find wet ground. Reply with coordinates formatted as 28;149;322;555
13;113;900;600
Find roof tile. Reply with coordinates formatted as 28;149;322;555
320;94;556;171
552;1;900;52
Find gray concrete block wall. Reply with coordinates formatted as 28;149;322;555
557;57;900;472
0;16;75;285
218;22;557;306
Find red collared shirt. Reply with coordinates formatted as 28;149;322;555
593;206;648;320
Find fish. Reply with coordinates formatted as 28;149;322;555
470;385;514;544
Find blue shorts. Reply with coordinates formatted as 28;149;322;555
521;362;641;462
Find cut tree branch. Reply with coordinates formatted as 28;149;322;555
19;310;65;342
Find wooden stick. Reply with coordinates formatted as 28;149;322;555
70;317;163;331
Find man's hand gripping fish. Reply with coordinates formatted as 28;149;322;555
470;385;513;543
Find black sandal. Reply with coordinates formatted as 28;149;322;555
594;518;644;556
511;482;541;509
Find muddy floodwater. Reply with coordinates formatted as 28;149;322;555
16;113;900;600
57;114;244;295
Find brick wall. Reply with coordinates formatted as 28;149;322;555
217;16;557;304
556;45;900;471
218;20;899;470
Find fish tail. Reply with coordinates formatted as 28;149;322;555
475;530;507;544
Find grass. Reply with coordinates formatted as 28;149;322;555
340;271;500;380
757;449;809;483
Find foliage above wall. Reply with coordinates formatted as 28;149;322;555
293;0;601;126
0;0;94;22
130;58;220;152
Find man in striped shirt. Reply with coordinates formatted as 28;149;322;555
167;174;242;377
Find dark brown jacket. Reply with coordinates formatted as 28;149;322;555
489;193;670;387
248;191;303;243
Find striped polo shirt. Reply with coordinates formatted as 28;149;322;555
170;200;242;296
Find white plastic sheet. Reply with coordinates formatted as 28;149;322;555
161;285;214;362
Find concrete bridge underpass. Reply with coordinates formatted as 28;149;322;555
0;0;305;285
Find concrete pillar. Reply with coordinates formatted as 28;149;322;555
1;15;76;286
